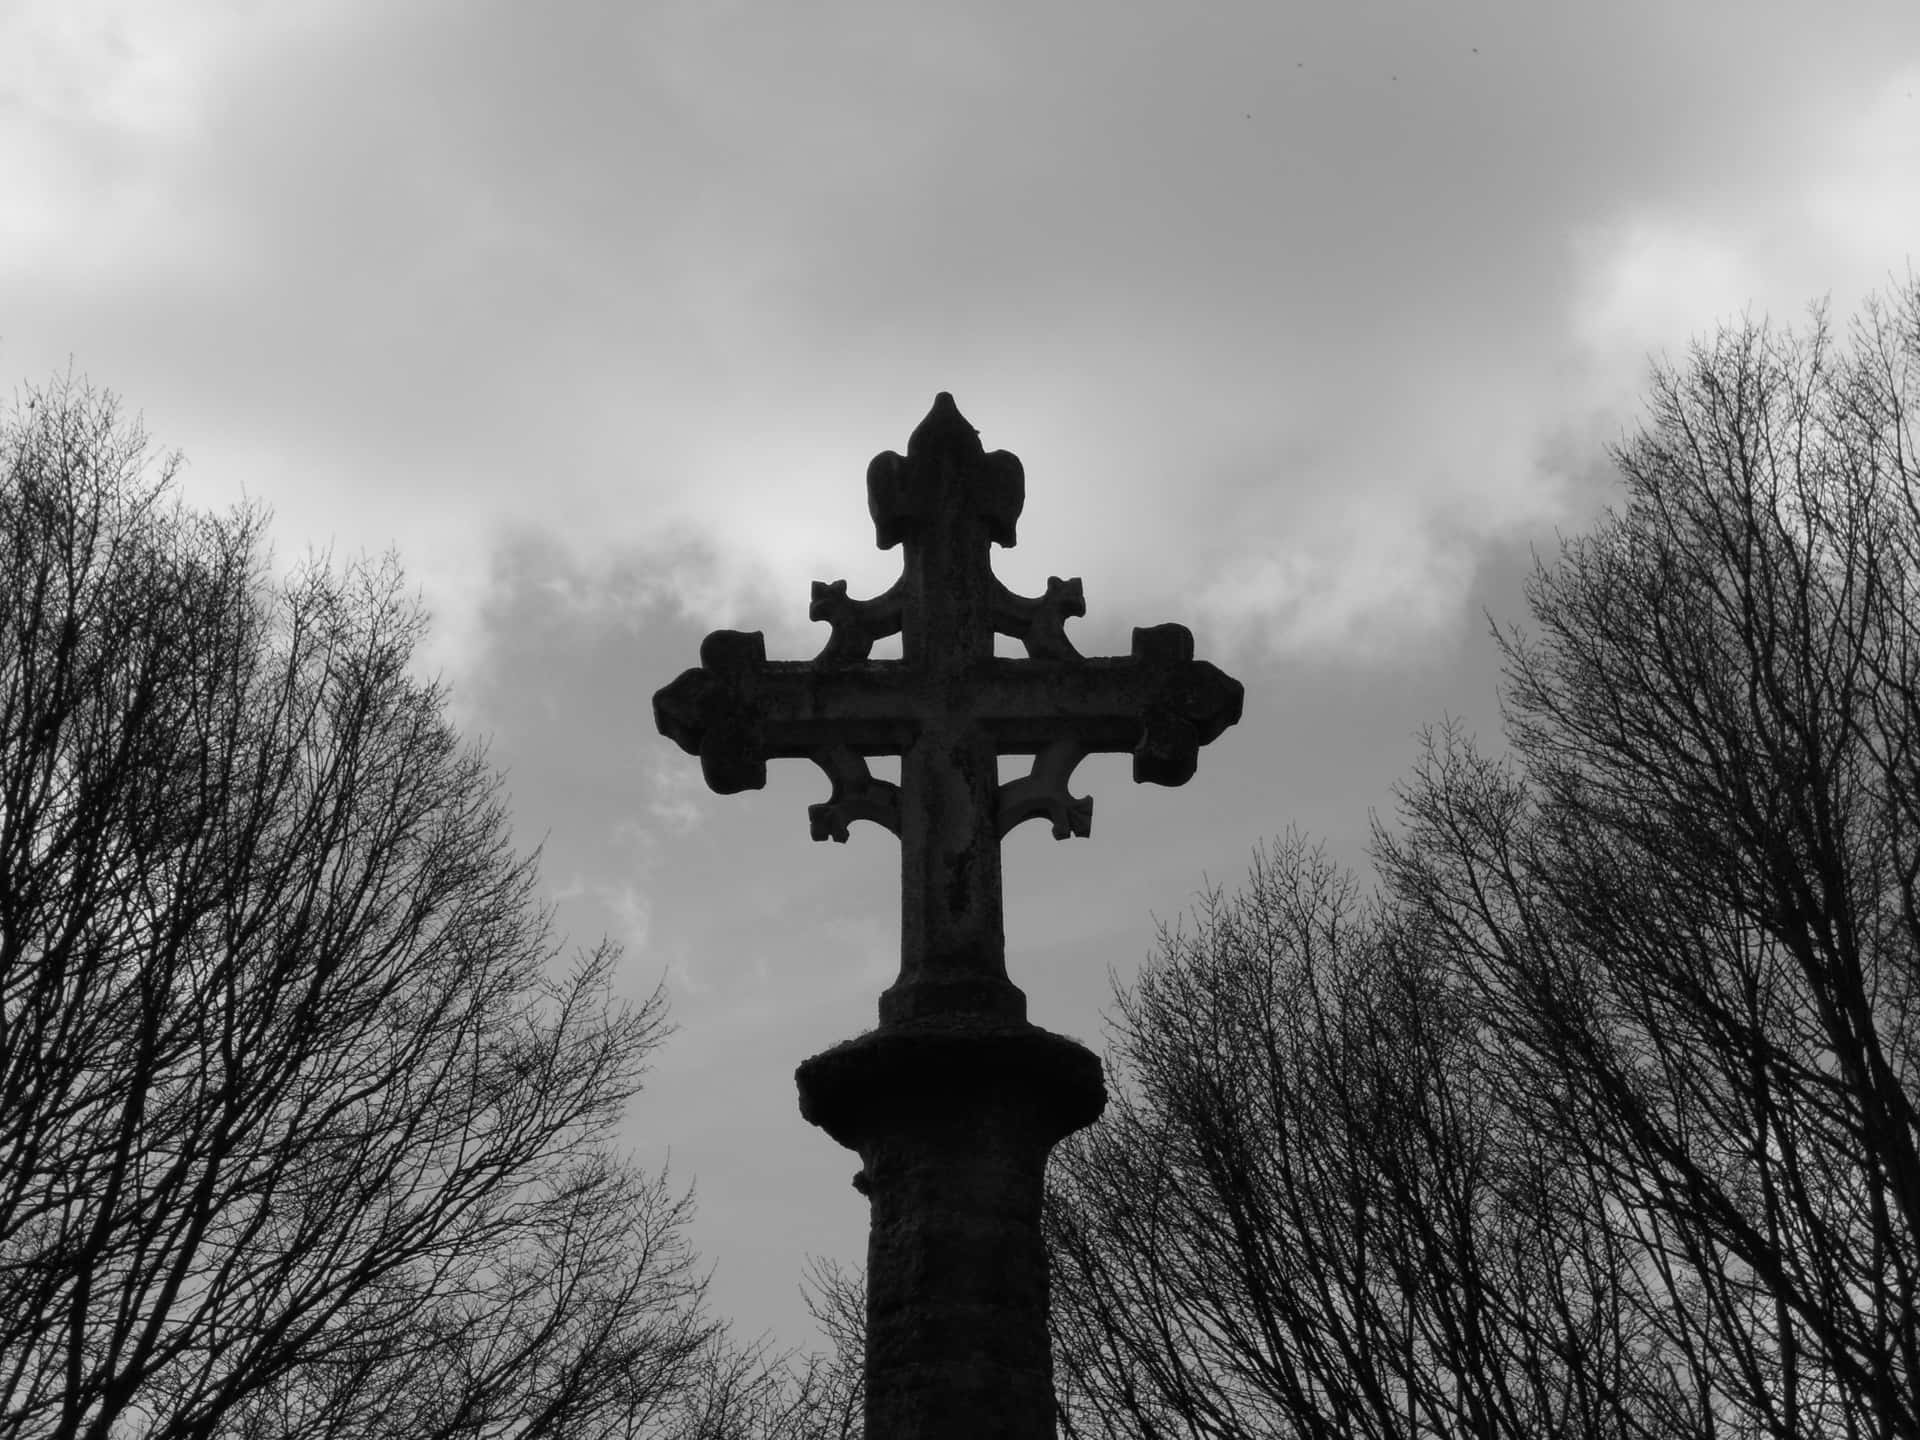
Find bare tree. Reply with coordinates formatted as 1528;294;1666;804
0;379;731;1438
794;1258;863;1440
650;1329;856;1440
1044;835;1695;1440
630;1259;864;1440
1377;281;1920;1438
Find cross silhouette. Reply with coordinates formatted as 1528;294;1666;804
653;393;1242;1024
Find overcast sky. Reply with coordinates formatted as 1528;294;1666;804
5;0;1918;1357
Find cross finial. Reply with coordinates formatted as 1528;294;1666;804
908;390;975;454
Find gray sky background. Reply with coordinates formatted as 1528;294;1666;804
5;0;1918;1355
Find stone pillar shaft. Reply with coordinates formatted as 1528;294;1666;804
798;1020;1104;1439
863;1104;1054;1428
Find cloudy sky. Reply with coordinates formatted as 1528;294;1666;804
5;0;1917;1355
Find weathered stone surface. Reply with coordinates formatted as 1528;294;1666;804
651;394;1242;1436
796;1017;1103;1438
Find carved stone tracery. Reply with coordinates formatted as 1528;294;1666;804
654;393;1241;1027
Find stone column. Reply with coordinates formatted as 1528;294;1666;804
797;1016;1105;1438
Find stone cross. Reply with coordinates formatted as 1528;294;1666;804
653;393;1242;1437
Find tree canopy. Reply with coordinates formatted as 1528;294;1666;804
0;380;832;1439
1048;279;1920;1440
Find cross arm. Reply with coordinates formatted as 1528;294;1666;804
984;622;1241;842
652;624;1241;843
973;625;1241;782
652;629;918;791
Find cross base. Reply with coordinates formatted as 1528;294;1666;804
796;1018;1106;1438
878;970;1028;1025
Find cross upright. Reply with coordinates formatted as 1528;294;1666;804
653;393;1242;1436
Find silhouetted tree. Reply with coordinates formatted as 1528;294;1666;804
659;1329;862;1440
0;380;736;1439
1047;281;1920;1439
1045;836;1696;1439
1378;282;1920;1438
644;1262;860;1438
793;1258;863;1439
